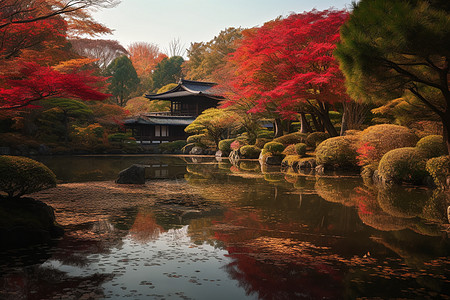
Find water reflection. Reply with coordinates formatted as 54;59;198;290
0;156;449;299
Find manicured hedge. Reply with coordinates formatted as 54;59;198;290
378;147;428;184
315;136;358;168
239;145;261;159
416;135;446;158
263;142;285;154
0;156;56;197
306;132;329;148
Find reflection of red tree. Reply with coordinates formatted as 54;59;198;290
129;211;164;243
214;207;343;299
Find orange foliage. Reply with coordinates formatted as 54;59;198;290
128;42;167;78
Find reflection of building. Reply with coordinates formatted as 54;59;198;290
124;79;222;144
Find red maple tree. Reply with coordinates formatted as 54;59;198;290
222;10;350;136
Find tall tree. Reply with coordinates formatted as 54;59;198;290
335;0;450;153
105;55;140;107
222;10;350;137
166;38;185;57
151;56;184;91
128;42;167;78
184;27;243;81
70;39;128;70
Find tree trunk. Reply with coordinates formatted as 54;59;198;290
340;108;348;136
321;112;338;137
299;112;312;133
310;113;324;132
442;111;450;155
274;118;283;137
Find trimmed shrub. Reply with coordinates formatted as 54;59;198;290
218;139;234;154
281;155;302;168
416;135;446;159
295;143;307;156
378;147;428;184
255;138;271;149
159;140;187;153
239;145;261;159
282;144;297;156
306;132;329;148
356;124;418;166
263;142;285;154
273;132;307;146
426;155;450;189
257;129;274;139
0;156;56;197
187;134;206;144
315;136;358;168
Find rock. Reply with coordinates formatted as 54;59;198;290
215;150;228;157
298;158;317;169
189;146;204;155
182;143;195;154
116;164;146;184
265;155;283;165
315;164;325;175
0;197;64;249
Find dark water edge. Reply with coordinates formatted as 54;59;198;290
0;155;449;299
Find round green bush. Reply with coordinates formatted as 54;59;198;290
187;134;206;144
159;140;187;153
306;132;329;148
315;136;358;168
273;132;307;146
257;129;274;139
282;144;297;156
255;138;271;149
295;143;307;156
239;145;261;159
218;139;234;153
263;142;285;154
416;135;446;159
378;147;428;184
357;124;418;166
0;156;56;197
426;155;450;189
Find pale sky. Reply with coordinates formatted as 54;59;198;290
91;0;353;54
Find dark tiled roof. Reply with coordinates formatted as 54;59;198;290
124;114;195;126
145;79;223;100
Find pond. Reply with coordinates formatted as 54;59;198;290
1;155;449;299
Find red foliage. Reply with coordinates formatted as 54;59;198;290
356;142;376;166
0;62;110;109
223;9;349;117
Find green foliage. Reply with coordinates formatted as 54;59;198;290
263;142;285;154
186;134;207;144
295;143;307;156
239;145;261;159
315;136;358;168
184;27;243;81
218;139;234;153
306;132;329;148
156;83;178;94
273;132;307;146
426;155;450;189
185;108;241;149
158;140;187;153
416;135;446;159
378;147;428;184
125;97;170;114
357;124;418;166
152;56;184;91
281;155;302;168
257;129;274;139
107;132;134;143
0;156;56;197
255;138;271;149
282;144;297;156
105;56;140;106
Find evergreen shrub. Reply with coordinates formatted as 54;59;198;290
239;145;261;159
263;142;285;154
218;139;234;153
416;135;446;159
273;132;307;146
306;132;329;148
378;147;428;184
0;156;56;197
159;140;187;153
282;144;297;156
315;136;358;168
426;155;450;189
295;143;307;156
356;124;418;166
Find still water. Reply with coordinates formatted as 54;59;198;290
1;155;449;299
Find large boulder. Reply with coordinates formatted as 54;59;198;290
189;146;204;155
0;197;64;249
116;164;146;184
